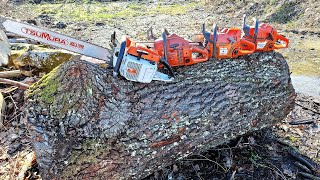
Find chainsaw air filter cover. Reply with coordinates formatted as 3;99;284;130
120;54;156;83
119;54;172;83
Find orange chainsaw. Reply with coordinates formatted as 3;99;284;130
112;35;175;83
153;29;209;67
202;23;256;59
242;15;289;51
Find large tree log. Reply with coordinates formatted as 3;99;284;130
26;51;295;179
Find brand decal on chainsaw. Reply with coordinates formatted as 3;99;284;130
219;47;228;55
21;27;84;49
257;41;267;49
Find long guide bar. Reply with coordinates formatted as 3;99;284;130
3;19;111;61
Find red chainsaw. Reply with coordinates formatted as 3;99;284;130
242;15;289;51
202;23;256;59
147;28;209;67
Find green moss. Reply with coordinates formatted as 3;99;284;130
288;135;298;143
38;68;60;104
64;139;110;177
28;66;60;104
10;44;74;73
269;0;278;5
155;3;196;15
286;20;296;29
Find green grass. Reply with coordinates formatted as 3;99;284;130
27;1;197;23
282;39;320;77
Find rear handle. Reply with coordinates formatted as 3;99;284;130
273;34;289;49
238;39;256;56
190;46;209;63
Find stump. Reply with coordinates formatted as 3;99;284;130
26;51;295;179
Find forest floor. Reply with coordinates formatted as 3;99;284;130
0;0;319;179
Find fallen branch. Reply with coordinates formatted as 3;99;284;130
0;78;29;90
294;161;312;174
289;119;315;125
288;149;316;173
0;86;18;94
0;70;22;78
0;92;5;129
295;102;320;115
298;172;320;180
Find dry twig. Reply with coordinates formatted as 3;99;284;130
0;70;22;78
0;78;29;90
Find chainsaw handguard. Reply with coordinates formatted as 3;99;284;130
238;39;256;56
113;39;127;77
273;34;289;49
190;46;209;63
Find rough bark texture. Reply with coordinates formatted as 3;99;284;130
26;51;295;179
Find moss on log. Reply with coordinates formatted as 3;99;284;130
26;51;295;179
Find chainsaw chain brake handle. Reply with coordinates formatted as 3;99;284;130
253;18;259;45
113;36;127;77
202;23;217;58
161;29;175;77
242;14;259;44
111;31;117;47
213;24;217;58
147;27;156;40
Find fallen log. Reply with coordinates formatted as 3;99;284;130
26;51;295;179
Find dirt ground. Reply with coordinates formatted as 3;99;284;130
0;0;319;179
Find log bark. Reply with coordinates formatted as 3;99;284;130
26;51;296;179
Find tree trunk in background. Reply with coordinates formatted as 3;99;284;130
26;51;295;179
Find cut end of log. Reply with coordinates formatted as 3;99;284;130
26;51;295;179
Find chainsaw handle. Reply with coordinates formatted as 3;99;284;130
133;46;156;56
190;46;209;63
238;39;256;56
273;34;289;49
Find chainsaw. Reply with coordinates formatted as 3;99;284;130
202;23;256;59
112;35;174;83
242;15;289;51
112;27;210;80
149;28;209;67
2;19;173;83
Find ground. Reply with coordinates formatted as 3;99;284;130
0;0;319;179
